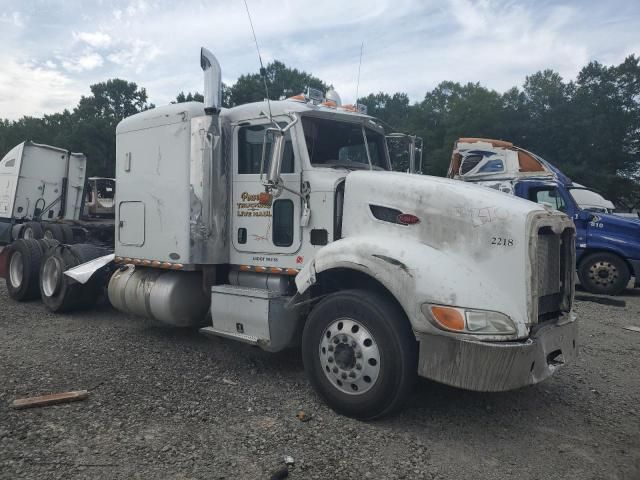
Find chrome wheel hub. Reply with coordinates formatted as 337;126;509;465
9;251;24;288
44;230;54;240
41;256;62;298
23;228;34;240
319;318;381;395
588;261;618;286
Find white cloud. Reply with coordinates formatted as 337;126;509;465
0;0;637;118
74;31;112;48
62;52;104;72
0;11;24;27
107;39;161;73
0;56;83;118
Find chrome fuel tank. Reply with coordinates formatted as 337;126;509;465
108;265;209;327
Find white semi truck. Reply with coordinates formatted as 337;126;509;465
0;141;86;243
1;49;578;419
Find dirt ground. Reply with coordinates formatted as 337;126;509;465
0;283;638;480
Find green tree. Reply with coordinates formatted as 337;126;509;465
70;79;153;176
175;91;204;103
228;60;329;106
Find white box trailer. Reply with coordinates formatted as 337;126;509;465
2;48;579;420
0;141;86;243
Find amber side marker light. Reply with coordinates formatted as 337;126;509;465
429;306;465;331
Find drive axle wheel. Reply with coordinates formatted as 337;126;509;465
5;239;43;301
21;222;43;240
39;243;109;312
578;252;630;295
302;289;417;420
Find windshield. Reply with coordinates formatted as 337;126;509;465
302;116;389;170
569;188;615;213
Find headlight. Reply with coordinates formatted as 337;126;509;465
421;304;516;335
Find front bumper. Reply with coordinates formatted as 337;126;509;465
416;317;578;391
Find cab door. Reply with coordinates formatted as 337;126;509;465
231;120;302;255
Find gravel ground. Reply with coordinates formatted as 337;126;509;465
0;283;639;480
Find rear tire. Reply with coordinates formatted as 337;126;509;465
36;238;60;255
69;243;110;308
5;239;43;301
43;223;65;242
60;224;74;244
301;289;417;420
21;222;43;240
578;252;630;295
39;245;81;312
39;243;109;312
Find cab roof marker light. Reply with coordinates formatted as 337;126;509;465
306;87;324;103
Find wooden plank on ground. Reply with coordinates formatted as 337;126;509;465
11;390;89;410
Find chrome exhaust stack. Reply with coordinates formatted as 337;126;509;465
200;47;222;115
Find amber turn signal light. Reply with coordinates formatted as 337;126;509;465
429;306;465;331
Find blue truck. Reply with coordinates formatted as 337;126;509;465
448;138;640;295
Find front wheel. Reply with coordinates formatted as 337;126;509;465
302;289;417;420
578;252;630;295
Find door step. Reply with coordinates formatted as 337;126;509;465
199;326;259;345
201;284;298;352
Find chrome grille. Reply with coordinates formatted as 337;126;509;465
536;228;565;318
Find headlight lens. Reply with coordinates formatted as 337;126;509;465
421;304;516;335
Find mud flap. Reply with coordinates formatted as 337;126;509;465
63;253;115;284
0;246;9;279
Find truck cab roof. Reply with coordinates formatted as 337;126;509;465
117;99;378;136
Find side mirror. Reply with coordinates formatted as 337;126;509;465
409;136;423;174
264;129;286;186
260;116;298;188
577;210;595;222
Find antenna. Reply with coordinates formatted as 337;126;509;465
243;0;274;123
355;42;364;107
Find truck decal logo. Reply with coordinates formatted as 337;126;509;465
237;191;272;217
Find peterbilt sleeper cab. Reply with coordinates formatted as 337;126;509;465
14;49;578;419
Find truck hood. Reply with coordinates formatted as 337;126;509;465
592;212;640;238
340;171;574;332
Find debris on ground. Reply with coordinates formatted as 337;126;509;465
222;378;238;386
296;410;312;422
11;390;89;410
622;325;640;333
283;455;295;466
269;465;289;480
574;295;626;308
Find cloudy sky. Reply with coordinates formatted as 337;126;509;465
1;0;638;120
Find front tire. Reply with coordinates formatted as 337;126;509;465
302;289;417;420
578;252;630;295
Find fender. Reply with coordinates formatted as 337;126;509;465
296;235;530;339
11;223;23;242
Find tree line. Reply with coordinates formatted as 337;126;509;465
1;56;638;207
